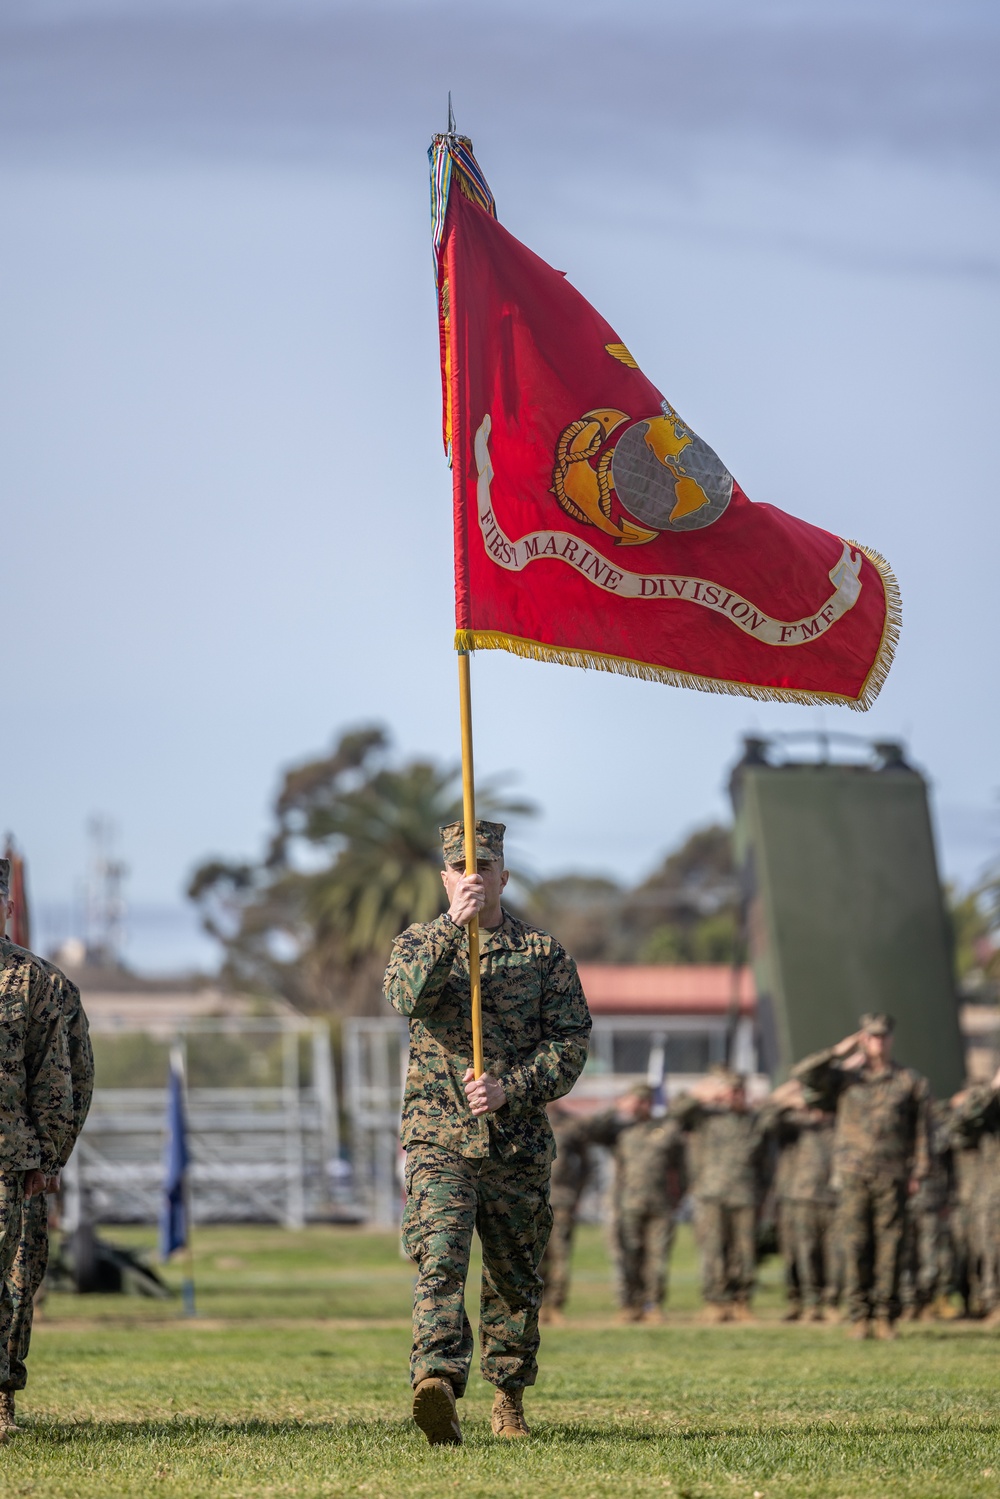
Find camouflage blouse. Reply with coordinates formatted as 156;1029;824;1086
384;911;591;1163
792;1048;931;1184
0;940;75;1174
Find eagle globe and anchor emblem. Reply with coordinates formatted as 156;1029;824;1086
551;386;734;547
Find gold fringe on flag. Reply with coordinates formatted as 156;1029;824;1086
456;542;901;713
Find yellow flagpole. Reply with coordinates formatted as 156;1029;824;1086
457;649;484;1078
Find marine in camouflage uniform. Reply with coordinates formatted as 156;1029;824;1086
946;1098;983;1316
4;955;93;1420
670;1067;770;1322
613;1093;686;1323
793;1014;931;1338
384;820;590;1444
899;1099;951;1320
539;1102;623;1321
0;860;76;1435
949;1066;1000;1324
768;1080;838;1321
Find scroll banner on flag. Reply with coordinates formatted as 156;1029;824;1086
430;135;900;708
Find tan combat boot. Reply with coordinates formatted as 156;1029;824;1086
616;1305;643;1324
731;1299;756;1324
491;1387;530;1439
849;1319;872;1340
700;1302;729;1324
0;1392;16;1432
412;1376;462;1446
540;1305;566;1327
873;1316;898;1341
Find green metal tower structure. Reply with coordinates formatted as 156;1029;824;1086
730;734;964;1097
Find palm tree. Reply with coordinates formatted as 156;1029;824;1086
189;726;533;1013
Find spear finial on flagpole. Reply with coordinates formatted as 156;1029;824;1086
447;91;456;136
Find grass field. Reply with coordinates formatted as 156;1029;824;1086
2;1223;998;1498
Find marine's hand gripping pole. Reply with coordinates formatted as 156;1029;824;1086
457;649;484;1079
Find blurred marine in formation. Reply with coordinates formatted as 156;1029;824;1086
0;856;91;1438
949;1064;1000;1326
794;1015;931;1340
384;820;591;1445
613;1085;686;1324
899;1099;953;1321
538;1100;624;1325
670;1067;770;1323
768;1078;839;1322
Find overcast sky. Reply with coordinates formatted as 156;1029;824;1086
2;0;998;971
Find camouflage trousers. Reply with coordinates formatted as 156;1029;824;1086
971;1193;1000;1314
899;1202;944;1313
616;1206;674;1312
950;1201;979;1313
401;1143;552;1397
4;1191;48;1393
693;1200;755;1305
0;1175;27;1390
539;1201;578;1309
837;1173;907;1323
779;1199;836;1310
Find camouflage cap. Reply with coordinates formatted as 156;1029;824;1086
0;858;8;898
860;1012;894;1036
439;819;506;867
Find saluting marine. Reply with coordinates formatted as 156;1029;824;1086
949;1064;1000;1326
539;1100;624;1325
612;1086;686;1324
767;1078;839;1322
384;820;591;1445
670;1066;771;1323
793;1014;931;1340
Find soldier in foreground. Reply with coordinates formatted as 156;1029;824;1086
793;1014;931;1340
0;858;75;1439
670;1066;770;1322
613;1086;686;1324
384;821;591;1445
3;949;93;1430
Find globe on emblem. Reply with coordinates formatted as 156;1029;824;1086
611;408;734;533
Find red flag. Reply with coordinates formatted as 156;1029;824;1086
430;136;899;709
3;836;31;949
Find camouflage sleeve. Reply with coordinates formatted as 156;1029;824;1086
950;1082;999;1130
582;1108;627;1148
910;1074;933;1180
497;944;591;1114
383;915;464;1018
25;969;75;1176
57;979;95;1165
756;1100;799;1144
667;1093;704;1129
790;1046;843;1095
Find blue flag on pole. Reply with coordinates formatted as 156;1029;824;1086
160;1048;189;1261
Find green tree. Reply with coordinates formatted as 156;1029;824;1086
189;726;532;1015
946;875;1000;1000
